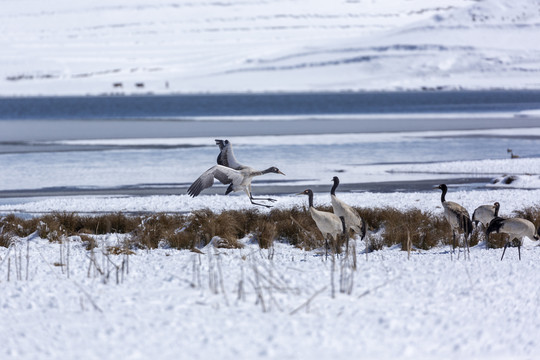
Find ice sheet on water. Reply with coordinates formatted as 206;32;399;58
2;128;540;192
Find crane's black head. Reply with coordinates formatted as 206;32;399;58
437;184;447;192
330;176;340;195
265;167;285;175
297;189;313;196
494;202;500;213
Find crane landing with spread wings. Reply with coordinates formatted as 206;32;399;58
187;139;285;207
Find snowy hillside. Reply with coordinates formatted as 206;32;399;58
2;0;540;95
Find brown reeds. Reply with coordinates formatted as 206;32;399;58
1;206;539;251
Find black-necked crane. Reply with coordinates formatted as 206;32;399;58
298;189;345;258
507;148;519;159
486;217;539;260
187;139;285;207
330;176;366;251
472;202;500;229
436;184;473;257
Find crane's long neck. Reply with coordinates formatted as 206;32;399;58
252;167;274;177
331;178;339;196
307;191;314;208
494;203;500;217
440;187;447;203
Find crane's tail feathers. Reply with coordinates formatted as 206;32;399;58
362;219;367;240
460;215;473;237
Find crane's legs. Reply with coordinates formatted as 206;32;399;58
249;198;272;208
464;234;470;260
518;243;521;261
325;237;329;260
501;242;508;261
247;189;275;207
251;196;277;202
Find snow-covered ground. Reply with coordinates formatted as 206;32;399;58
2;230;540;359
1;187;539;217
2;0;540;95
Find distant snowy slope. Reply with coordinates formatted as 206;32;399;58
1;0;539;95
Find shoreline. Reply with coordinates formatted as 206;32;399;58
0;177;495;200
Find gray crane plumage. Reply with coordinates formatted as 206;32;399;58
486;217;539;260
472;202;500;228
436;184;472;255
299;189;345;257
330;176;366;241
187;140;285;207
215;139;244;170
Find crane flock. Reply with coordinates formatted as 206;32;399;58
187;139;539;260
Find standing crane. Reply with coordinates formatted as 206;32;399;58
330;176;366;252
472;202;500;229
298;189;345;258
436;184;473;257
486;217;539;260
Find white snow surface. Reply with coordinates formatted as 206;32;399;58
1;187;540;217
2;0;540;95
2;231;540;359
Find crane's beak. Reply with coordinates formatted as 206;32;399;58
278;170;286;176
295;192;305;196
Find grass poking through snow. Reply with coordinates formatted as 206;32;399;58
1;206;538;251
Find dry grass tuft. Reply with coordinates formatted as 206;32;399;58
106;246;136;255
271;207;322;249
0;231;12;248
252;217;277;249
130;214;185;249
513;205;540;226
79;234;98;251
356;207;450;250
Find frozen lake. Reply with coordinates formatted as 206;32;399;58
1;91;540;212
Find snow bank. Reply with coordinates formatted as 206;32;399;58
1;188;539;217
490;174;540;189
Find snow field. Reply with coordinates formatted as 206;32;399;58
2;0;540;95
1;234;540;359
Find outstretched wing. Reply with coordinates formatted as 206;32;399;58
215;139;243;170
187;165;243;197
